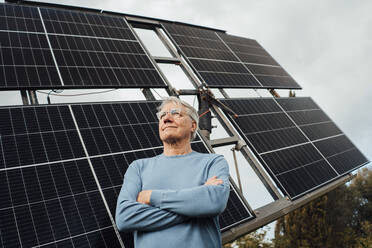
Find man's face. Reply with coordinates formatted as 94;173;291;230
158;102;196;144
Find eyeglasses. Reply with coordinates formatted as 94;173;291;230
156;108;186;120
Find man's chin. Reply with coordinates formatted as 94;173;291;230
162;137;180;145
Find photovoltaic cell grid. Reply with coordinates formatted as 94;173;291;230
0;100;253;248
219;97;368;199
218;33;301;89
162;22;261;88
0;3;166;89
0;105;121;247
0;4;63;88
162;22;301;89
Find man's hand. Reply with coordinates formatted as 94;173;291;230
137;190;152;205
204;176;223;186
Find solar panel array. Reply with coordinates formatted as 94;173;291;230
0;100;253;248
162;22;301;89
220;97;368;199
0;3;166;89
1;1;368;245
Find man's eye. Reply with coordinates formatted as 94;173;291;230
170;109;181;116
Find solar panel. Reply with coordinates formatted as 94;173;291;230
216;34;301;89
0;4;62;88
219;97;368;199
0;104;121;247
0;100;253;247
0;3;167;89
162;22;301;89
162;23;261;88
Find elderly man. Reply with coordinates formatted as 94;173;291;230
115;96;230;248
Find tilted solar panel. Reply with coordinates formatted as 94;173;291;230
219;97;368;199
162;22;301;89
0;105;122;247
0;100;253;247
162;22;261;89
0;2;166;89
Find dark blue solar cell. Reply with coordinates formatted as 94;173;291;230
23;166;43;203
0;172;12;209
14;205;39;247
30;203;55;244
37;164;58;200
0;209;22;248
7;169;28;205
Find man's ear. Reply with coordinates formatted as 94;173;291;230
191;120;197;132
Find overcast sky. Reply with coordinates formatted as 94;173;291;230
1;0;371;239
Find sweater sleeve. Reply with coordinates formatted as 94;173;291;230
150;155;230;217
115;161;187;232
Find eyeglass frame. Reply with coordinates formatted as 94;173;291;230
156;108;191;121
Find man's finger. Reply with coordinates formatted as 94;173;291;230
204;177;223;185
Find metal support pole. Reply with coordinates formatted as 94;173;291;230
20;90;29;105
28;90;39;105
198;91;212;140
141;88;156;101
289;90;296;97
219;88;230;98
232;147;243;194
269;89;280;98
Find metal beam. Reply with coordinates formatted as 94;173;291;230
219;88;230;98
126;16;160;26
269;89;280;98
28;90;39;105
153;56;181;64
20;90;29;105
177;89;199;95
141;88;156;101
210;136;239;147
222;173;354;244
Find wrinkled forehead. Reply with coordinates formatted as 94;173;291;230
160;102;185;112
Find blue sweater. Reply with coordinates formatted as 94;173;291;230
115;151;230;248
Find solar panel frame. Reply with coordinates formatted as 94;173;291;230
0;2;167;89
219;97;368;199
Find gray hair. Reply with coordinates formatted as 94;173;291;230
157;96;199;140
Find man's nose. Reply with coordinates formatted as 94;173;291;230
162;113;174;123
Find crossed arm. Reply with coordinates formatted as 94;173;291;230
137;176;223;204
115;157;230;232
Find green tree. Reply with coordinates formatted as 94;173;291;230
355;221;372;248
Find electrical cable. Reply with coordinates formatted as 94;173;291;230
37;88;118;97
